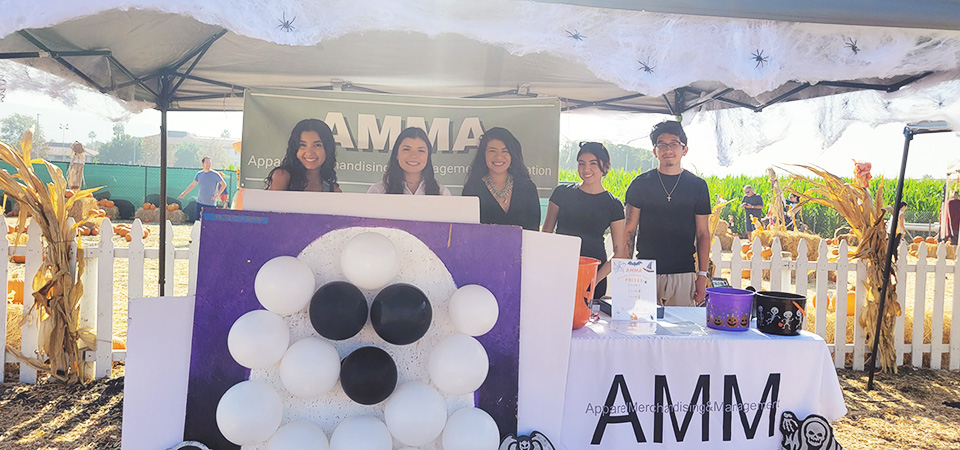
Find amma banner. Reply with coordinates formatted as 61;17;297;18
240;88;560;195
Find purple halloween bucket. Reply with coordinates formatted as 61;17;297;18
705;287;754;331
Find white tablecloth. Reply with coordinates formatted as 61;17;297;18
558;307;846;449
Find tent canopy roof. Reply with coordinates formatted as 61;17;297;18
1;0;959;114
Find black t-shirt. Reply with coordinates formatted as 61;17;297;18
742;194;763;220
549;184;625;263
462;176;541;231
624;169;711;274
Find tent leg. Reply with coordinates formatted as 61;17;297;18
159;99;168;296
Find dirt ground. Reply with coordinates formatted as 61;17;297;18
2;364;960;449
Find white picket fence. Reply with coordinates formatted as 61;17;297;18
3;227;958;383
2;219;200;384
713;236;960;371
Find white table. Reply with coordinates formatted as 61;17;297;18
558;307;846;449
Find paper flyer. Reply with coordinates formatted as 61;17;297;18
609;259;658;321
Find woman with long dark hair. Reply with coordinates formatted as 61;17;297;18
542;142;627;298
367;127;451;195
461;127;540;230
265;119;341;192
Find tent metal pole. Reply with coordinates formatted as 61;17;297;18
867;120;953;390
866;131;910;390
158;76;172;296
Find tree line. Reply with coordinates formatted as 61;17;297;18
0;113;235;169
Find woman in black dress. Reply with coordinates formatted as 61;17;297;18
461;127;541;230
542;142;627;298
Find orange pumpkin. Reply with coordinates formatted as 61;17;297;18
125;234;132;242
142;203;151;209
167;204;179;211
844;290;856;316
10;255;25;264
741;243;752;254
104;200;115;208
760;247;773;259
926;237;938;244
741;269;751;278
913;236;923;244
811;294;834;312
112;338;126;350
7;273;24;304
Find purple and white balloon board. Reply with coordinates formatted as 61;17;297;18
121;193;580;450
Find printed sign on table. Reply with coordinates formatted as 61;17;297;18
609;259;658;321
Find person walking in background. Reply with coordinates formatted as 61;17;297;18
461;127;541;230
785;192;803;231
949;191;960;245
741;184;763;234
179;156;226;220
622;121;711;307
542;142;627;299
266;118;341;192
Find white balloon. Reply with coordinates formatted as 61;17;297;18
428;334;489;395
268;421;329;450
228;309;290;369
384;382;447;446
255;256;316;315
279;337;341;398
216;380;284;446
448;284;499;336
330;415;392;450
340;232;399;290
441;407;500;450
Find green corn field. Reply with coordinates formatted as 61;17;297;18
559;168;947;238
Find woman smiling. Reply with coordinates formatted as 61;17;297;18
367;127;451;196
265;119;341;192
461;127;540;230
542;142;627;298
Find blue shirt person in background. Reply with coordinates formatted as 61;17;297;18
179;156;226;220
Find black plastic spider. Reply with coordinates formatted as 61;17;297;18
637;60;655;74
277;12;296;32
566;30;586;41
844;37;860;55
936;96;946;108
751;49;768;68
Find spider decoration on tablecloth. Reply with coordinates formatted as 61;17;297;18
844;37;860;55
277;12;296;32
499;431;556;450
751;49;769;68
637;60;655;74
936;96;947;109
566;29;586;41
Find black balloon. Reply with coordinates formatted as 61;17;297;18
340;346;397;405
370;283;432;345
309;281;368;340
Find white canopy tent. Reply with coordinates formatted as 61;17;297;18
2;0;960;292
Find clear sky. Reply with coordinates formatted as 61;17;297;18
1;80;957;179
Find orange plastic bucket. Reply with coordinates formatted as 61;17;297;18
572;257;601;329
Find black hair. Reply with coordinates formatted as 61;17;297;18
383;127;440;195
265;119;338;191
650;120;688;146
576;141;611;175
464;127;533;187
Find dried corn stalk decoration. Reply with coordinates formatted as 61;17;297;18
766;167;786;229
789;164;900;373
1;128;100;382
